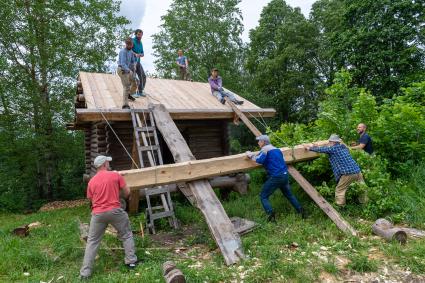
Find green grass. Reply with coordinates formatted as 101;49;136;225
1;169;425;282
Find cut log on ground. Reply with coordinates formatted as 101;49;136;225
287;166;357;236
121;141;329;190
12;225;29;237
151;103;244;265
372;219;408;244
163;261;186;283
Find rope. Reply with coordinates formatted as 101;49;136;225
98;109;140;169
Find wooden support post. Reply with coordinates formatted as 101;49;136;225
151;103;244;265
224;98;262;137
287;165;357;236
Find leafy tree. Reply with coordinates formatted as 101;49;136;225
310;0;346;85
0;0;128;210
152;0;245;90
246;0;323;123
315;69;378;141
336;0;425;100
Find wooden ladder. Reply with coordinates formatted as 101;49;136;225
129;109;178;233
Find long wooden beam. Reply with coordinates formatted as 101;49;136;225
75;108;276;123
287;166;357;236
120;141;329;190
150;104;244;265
225;97;262;136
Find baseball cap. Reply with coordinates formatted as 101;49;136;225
256;135;270;144
94;155;112;168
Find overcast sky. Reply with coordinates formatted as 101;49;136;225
119;0;316;73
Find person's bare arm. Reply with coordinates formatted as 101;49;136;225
351;143;366;150
121;184;130;199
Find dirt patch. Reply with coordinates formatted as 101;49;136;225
148;225;201;247
39;199;89;212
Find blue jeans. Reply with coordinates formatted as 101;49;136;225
212;90;238;102
260;173;302;215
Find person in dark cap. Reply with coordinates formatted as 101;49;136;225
304;134;367;206
246;135;305;222
208;68;244;105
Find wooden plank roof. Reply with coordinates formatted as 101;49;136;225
75;72;275;122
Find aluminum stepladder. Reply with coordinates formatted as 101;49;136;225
130;109;178;234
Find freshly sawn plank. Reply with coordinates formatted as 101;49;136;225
120;141;329;189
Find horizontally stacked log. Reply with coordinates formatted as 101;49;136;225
75;80;86;108
90;122;107;175
105;121;134;171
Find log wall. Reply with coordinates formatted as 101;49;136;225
83;119;230;175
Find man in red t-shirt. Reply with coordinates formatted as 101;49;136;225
80;155;138;279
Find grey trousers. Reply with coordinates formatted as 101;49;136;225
80;208;137;277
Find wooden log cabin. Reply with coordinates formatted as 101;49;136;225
70;72;276;200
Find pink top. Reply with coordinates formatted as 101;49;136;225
87;170;126;214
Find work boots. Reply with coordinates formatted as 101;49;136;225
267;212;276;223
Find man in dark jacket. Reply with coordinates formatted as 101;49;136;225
246;135;305;222
351;123;373;154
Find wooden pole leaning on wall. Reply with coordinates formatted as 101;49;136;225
150;103;245;266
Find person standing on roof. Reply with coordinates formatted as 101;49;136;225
208;68;244;105
132;29;147;95
351;123;373;154
176;49;191;81
117;37;137;109
246;135;306;222
80;155;139;279
304;134;367;206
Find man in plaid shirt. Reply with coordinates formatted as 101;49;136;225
304;134;366;206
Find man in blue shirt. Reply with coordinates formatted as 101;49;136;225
246;135;305;222
208;68;244;105
351;123;373;154
117;38;137;109
304;134;366;206
176;49;191;81
132;29;146;95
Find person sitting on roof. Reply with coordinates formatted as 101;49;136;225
117;37;137;109
208;68;243;105
176;49;191;81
